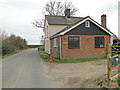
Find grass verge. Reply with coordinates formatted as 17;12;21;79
38;50;107;63
118;77;120;86
1;49;26;59
118;77;120;89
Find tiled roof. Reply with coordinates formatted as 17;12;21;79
45;15;84;25
50;16;88;39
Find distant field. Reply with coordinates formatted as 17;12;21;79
28;45;43;48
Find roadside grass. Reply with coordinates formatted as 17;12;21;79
118;77;120;86
54;57;106;63
118;78;120;90
1;49;26;59
39;49;45;53
38;50;107;63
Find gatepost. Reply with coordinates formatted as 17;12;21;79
107;43;112;86
107;54;111;86
107;44;119;86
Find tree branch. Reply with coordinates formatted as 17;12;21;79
33;0;78;28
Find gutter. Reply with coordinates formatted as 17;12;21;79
50;34;60;39
50;33;63;39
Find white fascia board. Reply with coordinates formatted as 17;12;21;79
60;17;113;36
50;34;61;39
88;18;113;36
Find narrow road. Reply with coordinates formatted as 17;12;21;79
2;49;55;88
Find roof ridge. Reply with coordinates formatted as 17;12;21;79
45;15;84;18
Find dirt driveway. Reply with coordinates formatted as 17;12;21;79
43;59;108;88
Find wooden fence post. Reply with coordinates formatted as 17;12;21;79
107;54;111;86
107;43;112;56
107;43;112;86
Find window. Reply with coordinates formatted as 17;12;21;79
85;21;90;27
53;38;57;47
95;37;104;48
68;36;79;49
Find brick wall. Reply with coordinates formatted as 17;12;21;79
61;35;110;59
50;37;60;58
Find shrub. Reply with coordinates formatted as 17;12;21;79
1;32;28;56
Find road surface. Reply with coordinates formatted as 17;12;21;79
2;49;55;88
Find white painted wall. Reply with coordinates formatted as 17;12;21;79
44;19;67;54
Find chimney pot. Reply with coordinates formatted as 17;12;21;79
65;9;70;18
101;14;106;28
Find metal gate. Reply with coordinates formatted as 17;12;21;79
112;46;120;56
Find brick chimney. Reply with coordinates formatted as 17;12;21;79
65;9;70;18
101;14;106;28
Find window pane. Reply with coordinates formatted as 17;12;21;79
74;37;79;49
68;37;74;49
68;36;79;49
100;37;104;48
95;37;99;48
85;21;90;27
95;37;104;48
54;38;57;47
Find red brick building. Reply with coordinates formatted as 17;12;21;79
50;15;113;60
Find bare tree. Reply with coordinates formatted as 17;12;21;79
43;1;64;16
64;2;78;16
0;30;8;40
32;19;44;28
33;0;78;28
43;1;78;16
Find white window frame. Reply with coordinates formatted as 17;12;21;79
85;21;90;27
53;38;57;47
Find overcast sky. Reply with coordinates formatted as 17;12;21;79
118;1;120;39
0;0;119;45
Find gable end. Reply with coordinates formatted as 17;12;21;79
60;17;112;36
65;20;110;35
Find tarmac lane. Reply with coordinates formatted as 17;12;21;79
2;49;55;88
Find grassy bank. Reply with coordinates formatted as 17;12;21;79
2;49;26;59
38;50;107;63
